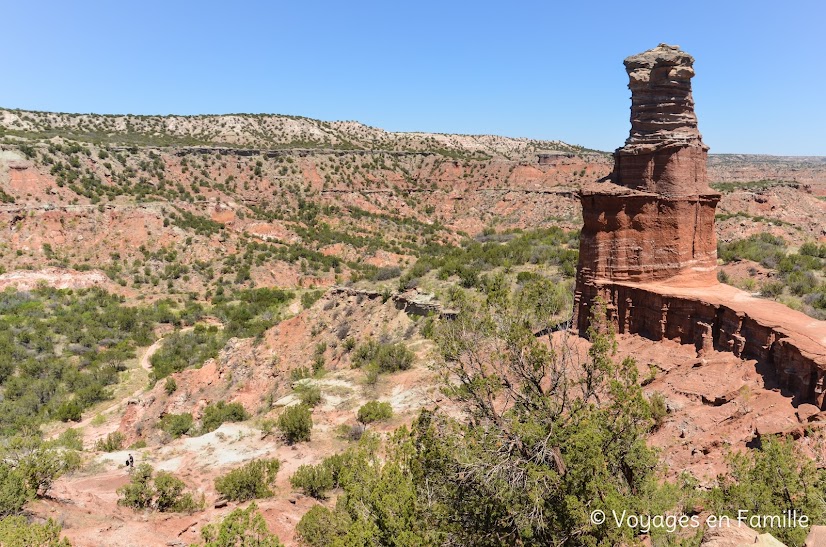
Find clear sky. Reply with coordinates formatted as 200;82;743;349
2;1;824;155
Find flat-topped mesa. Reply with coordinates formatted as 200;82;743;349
613;43;711;196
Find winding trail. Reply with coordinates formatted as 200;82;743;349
55;327;193;438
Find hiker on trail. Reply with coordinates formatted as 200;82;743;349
127;454;134;468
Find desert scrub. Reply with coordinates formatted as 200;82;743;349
0;516;70;546
0;286;159;435
289;453;351;500
117;463;202;513
199;401;249;434
300;290;324;309
357;401;393;424
197;502;283;546
294;383;322;407
149;325;224;381
164;377;177;395
277;404;313;444
214;459;280;501
94;431;125;452
351;339;414;373
159;413;193;438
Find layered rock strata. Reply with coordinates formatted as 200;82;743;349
574;45;826;409
575;44;720;322
614;44;709;196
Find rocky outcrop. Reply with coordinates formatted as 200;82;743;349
614;43;708;196
329;286;457;319
575;44;720;296
0;267;112;291
578;186;719;283
583;281;826;408
574;45;826;411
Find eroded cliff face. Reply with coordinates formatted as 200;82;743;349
574;44;826;411
576;43;720;297
614;44;709;196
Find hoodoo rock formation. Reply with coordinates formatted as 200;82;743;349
574;44;826;409
614;44;708;195
576;44;720;288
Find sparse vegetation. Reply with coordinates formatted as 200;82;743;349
357;401;393;424
351;340;414;374
289;452;351;500
117;463;202;513
199;402;249;434
294;383;323;407
159;413;194;438
197;502;283;547
277;404;313;444
718;234;826;317
214;459;280;501
150;325;224;382
94;432;125;452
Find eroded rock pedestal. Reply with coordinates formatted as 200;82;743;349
574;44;826;409
576;44;720;292
575;44;720;320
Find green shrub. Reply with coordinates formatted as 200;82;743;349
712;436;826;546
150;326;225;382
164;377;177;395
0;465;31;517
351;340;414;373
200;402;249;434
311;354;325;375
372;266;401;281
159;413;193;438
53;428;83;451
301;290;324;309
289;453;351;500
290;366;312;382
94;431;125;452
117;463;201;513
4;437;80;498
0;287;158;435
197;502;283;547
357;401;393;425
214;459;280;501
649;392;668;429
290;465;335;499
296;505;350;547
0;516;70;546
295;383;322;407
761;281;785;298
54;400;82;422
717;233;786;267
117;463;154;510
290;463;334;499
277;405;312;444
154;471;201;513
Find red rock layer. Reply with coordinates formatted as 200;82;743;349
574;45;826;410
613;43;710;196
576;44;719;294
573;281;826;409
578;185;719;283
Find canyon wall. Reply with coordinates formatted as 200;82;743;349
581;281;826;408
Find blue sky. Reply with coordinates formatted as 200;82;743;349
2;1;824;155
